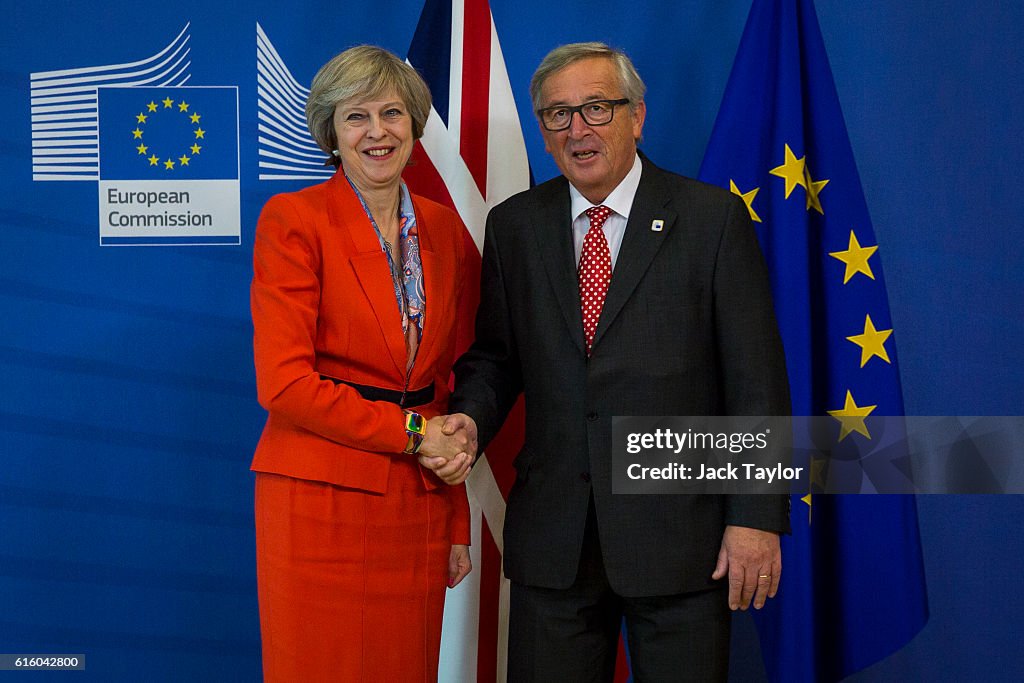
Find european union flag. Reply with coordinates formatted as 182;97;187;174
98;86;238;180
698;0;928;680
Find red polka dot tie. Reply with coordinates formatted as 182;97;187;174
578;205;613;356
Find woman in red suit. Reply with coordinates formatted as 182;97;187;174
250;45;475;681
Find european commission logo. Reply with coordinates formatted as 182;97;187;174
98;86;239;245
30;24;241;246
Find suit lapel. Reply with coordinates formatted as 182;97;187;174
532;180;587;355
591;160;678;351
326;173;408;378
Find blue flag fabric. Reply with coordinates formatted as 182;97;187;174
698;1;928;680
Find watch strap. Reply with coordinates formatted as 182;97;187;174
403;411;425;454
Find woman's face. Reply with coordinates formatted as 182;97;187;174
332;90;414;194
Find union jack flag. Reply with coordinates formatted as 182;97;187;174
402;1;530;680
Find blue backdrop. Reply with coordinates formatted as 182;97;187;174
1;1;1020;680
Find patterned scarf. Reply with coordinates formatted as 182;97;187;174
346;176;425;372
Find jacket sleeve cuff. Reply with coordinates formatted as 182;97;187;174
725;494;792;535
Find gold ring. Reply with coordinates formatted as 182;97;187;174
758;574;770;579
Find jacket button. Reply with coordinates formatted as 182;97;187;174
586;412;598;421
580;472;591;483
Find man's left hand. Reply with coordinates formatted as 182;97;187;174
711;525;781;610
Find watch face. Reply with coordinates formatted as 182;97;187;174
407;412;425;434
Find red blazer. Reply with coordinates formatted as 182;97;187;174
250;169;474;544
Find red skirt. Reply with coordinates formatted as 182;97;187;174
255;458;452;682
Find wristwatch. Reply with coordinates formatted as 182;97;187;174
402;410;426;454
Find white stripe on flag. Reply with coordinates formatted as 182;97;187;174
447;0;466;151
418;109;490;251
485;16;530;205
439;479;483;682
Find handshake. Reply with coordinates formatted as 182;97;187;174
416;413;479;486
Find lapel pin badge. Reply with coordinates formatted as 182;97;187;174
651;219;664;232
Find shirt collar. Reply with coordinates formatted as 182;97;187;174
569;153;643;222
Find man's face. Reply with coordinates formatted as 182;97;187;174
538;57;645;204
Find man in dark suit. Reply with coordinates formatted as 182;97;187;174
421;42;790;681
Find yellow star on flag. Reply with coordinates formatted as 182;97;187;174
148;154;160;166
804;167;829;214
164;158;175;170
136;143;148;155
829;230;878;284
147;101;158;112
827;390;877;441
179;155;190;166
194;127;205;139
178;101;189;112
190;113;201;124
190;143;201;155
136;113;147;124
769;143;807;199
846;314;893;367
132;128;143;139
162;97;174;108
730;180;762;223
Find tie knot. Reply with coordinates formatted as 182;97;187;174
585;205;612;230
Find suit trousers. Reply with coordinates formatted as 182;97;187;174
508;497;731;682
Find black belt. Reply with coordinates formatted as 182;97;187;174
320;374;435;408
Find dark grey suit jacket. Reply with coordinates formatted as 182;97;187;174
451;154;791;597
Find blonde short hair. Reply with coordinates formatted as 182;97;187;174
306;45;432;167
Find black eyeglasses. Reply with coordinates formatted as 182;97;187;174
537;98;630;131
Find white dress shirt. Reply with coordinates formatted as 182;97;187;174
569;154;643;270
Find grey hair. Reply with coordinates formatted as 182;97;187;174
529;42;646;114
305;45;432;167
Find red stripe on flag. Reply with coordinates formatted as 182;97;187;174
460;0;491;197
476;521;502;683
405;141;457;212
615;635;632;681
